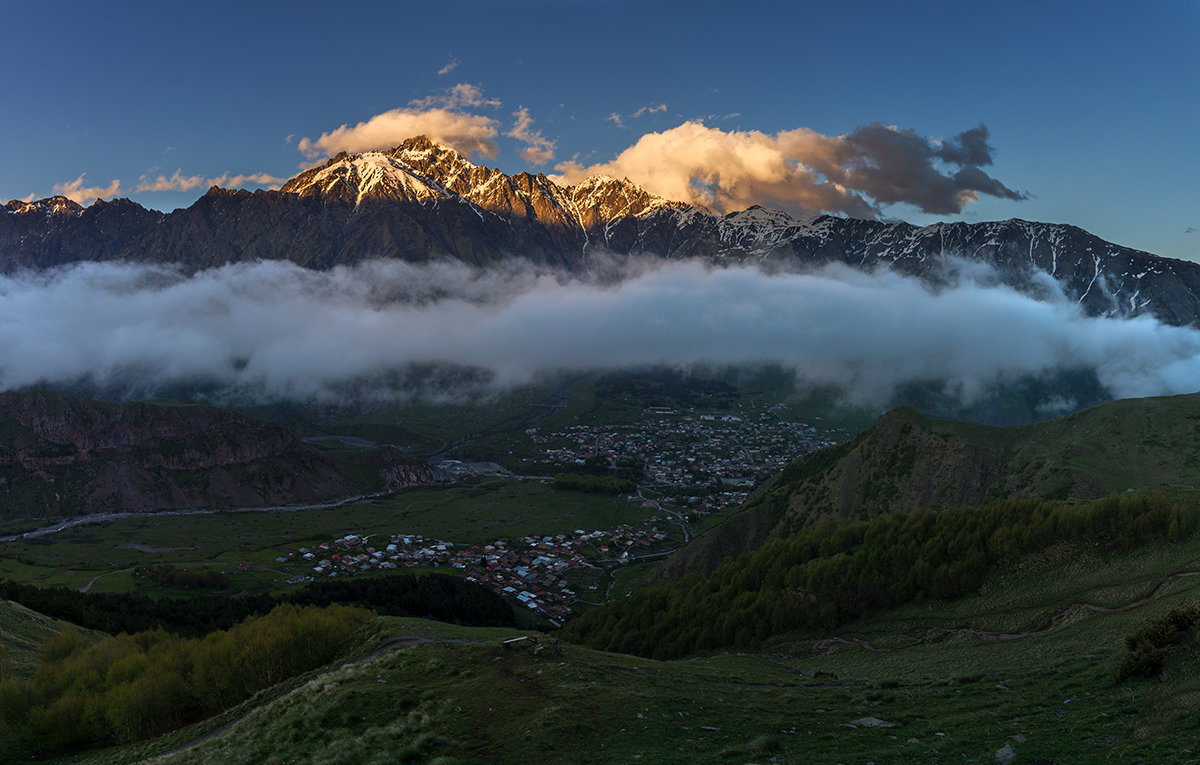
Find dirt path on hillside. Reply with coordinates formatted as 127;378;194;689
807;569;1200;656
78;568;132;593
142;630;492;763
952;570;1200;642
116;544;197;554
810;635;890;654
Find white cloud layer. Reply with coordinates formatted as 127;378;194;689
51;174;121;206
1;259;1198;406
135;170;286;194
409;83;501;111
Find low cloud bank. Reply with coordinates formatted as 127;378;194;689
1;258;1198;405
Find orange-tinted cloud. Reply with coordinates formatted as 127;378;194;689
631;103;667;119
555;121;1025;217
52;173;121;205
507;107;556;165
298;84;503;160
298;107;499;160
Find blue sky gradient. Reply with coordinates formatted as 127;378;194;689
3;0;1197;260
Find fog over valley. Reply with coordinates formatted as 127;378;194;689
3;257;1199;409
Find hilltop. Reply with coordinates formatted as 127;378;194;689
658;392;1200;578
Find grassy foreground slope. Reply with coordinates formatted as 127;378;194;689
0;599;97;677
662;392;1200;577
59;532;1200;765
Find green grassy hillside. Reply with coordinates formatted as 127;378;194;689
0;599;96;677
562;492;1197;658
52;531;1200;765
661;392;1200;577
8;486;1200;761
9;384;1200;761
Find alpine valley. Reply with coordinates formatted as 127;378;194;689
3;140;1200;764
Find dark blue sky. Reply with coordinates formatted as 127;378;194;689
3;0;1197;260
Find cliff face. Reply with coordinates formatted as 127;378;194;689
0;391;440;524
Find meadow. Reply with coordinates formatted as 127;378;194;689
0;477;650;598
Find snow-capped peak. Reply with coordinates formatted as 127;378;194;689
567;175;673;225
390;135;478;175
4;196;84;217
277;136;685;231
281;149;452;205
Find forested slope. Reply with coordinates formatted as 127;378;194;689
659;393;1200;578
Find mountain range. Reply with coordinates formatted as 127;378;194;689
5;136;1200;326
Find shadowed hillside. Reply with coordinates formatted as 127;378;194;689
0;390;440;527
659;392;1200;578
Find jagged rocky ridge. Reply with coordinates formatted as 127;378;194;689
0;390;441;523
4;136;1200;324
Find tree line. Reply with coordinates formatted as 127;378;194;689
553;472;636;495
0;570;516;638
135;563;231;590
561;492;1198;659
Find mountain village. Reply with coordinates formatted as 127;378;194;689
286;520;674;626
525;404;842;492
286;405;845;620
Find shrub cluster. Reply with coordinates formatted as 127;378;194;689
0;603;372;759
0;571;516;638
1116;606;1200;682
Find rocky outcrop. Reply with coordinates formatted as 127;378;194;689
373;448;444;490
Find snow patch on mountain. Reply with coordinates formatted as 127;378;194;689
281;151;450;205
4;196;84;217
